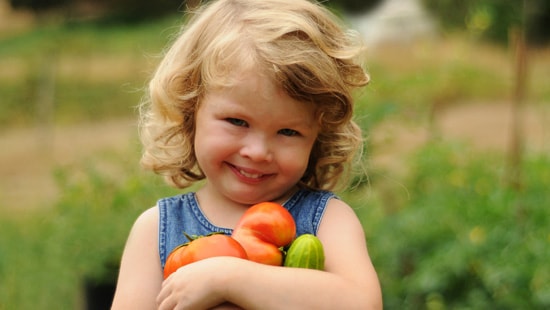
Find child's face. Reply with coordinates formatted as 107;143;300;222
194;70;319;205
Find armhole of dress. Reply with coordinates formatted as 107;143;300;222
157;200;167;268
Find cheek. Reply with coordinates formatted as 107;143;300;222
277;146;313;176
194;132;235;166
194;135;217;162
193;128;217;169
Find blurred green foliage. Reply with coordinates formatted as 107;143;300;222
9;0;69;11
0;16;181;127
348;142;550;308
0;151;182;308
7;0;550;46
7;0;382;22
328;0;383;13
8;0;182;20
423;0;550;45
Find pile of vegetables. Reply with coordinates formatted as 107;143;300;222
164;202;324;278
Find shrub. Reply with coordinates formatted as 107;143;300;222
422;0;550;45
0;152;180;308
363;141;550;308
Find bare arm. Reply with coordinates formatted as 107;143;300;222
111;206;163;309
157;199;382;309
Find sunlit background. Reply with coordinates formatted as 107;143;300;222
1;0;549;308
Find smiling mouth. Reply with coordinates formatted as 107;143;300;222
229;163;270;180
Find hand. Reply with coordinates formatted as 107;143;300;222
157;257;238;310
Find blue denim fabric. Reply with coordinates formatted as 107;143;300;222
158;189;337;268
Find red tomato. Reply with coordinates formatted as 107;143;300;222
232;202;296;266
163;233;248;279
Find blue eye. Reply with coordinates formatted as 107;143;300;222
278;128;299;136
226;118;248;127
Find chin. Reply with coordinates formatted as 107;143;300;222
229;192;274;205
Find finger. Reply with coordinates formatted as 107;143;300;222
157;283;174;309
157;293;176;310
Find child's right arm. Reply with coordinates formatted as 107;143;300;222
111;207;163;309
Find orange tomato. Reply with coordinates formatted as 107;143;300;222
163;233;248;279
232;202;296;266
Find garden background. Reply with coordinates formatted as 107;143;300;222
1;0;549;308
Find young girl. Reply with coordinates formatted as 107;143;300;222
111;0;382;309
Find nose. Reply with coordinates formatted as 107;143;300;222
240;133;273;162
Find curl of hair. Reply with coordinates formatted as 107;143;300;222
139;0;369;190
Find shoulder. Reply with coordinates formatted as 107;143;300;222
318;197;364;240
124;206;160;256
133;205;159;232
122;206;161;259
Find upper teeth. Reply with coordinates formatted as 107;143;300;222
240;170;262;178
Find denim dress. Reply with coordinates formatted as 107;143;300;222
158;189;337;268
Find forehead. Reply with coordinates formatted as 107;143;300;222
204;69;317;123
207;69;293;105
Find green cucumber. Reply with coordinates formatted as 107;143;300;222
284;234;325;270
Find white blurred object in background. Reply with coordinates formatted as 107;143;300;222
347;0;437;46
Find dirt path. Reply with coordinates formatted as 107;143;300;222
0;119;137;212
1;103;548;212
370;102;549;174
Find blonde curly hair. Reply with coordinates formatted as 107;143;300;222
139;0;369;191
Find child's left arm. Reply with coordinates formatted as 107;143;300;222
157;198;383;310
